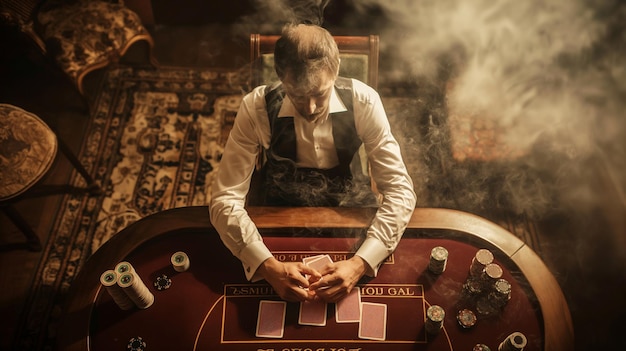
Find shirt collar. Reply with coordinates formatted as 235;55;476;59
277;86;347;121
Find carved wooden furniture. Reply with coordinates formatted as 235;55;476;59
0;0;158;97
0;104;99;251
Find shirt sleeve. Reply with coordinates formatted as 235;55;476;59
209;86;274;281
351;79;417;276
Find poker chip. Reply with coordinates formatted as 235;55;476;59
171;251;190;272
428;246;448;274
463;278;483;295
115;261;134;275
425;305;445;335
469;249;494;277
483;263;503;281
490;278;512;308
456;309;477;328
127;336;146;351
499;332;527;351
476;296;498;316
153;274;172;291
426;305;445;323
473;344;491;351
494;278;512;298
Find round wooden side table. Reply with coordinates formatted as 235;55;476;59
0;103;99;250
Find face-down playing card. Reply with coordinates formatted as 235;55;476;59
358;302;387;341
303;254;333;273
299;299;328;326
335;286;361;323
256;300;287;338
303;254;333;284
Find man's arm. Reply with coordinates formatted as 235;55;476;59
209;88;271;279
310;80;416;301
209;88;325;302
353;79;417;274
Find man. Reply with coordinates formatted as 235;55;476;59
210;24;416;302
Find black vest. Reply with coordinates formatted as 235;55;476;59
248;77;375;207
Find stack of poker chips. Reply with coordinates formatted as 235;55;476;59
99;270;134;310
462;249;496;298
100;261;154;310
171;251;190;272
498;332;527;351
475;263;506;316
490;278;512;308
115;261;134;275
469;249;494;278
118;266;154;309
424;305;445;335
459;249;513;320
428;246;448;274
481;263;504;289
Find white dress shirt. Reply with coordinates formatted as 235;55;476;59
209;78;416;281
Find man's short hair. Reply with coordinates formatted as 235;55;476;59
274;24;340;87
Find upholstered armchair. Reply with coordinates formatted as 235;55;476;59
0;0;157;97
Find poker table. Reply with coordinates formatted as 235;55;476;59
57;206;574;351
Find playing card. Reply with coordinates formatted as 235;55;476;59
335;286;361;323
304;254;333;272
302;254;327;265
298;300;328;326
358;302;387;341
256;300;287;338
303;254;333;283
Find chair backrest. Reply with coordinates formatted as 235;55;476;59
250;33;379;90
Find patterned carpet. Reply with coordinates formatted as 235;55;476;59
13;65;247;350
13;65;542;350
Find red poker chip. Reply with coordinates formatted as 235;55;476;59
457;309;477;328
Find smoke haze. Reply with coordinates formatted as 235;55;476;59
360;0;624;218
235;0;624;220
231;1;626;347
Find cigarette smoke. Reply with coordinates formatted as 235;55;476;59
235;0;625;221
232;1;626;347
364;0;624;218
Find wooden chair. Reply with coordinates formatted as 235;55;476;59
250;33;379;89
0;104;100;251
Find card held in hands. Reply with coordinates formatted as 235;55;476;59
302;254;326;266
304;254;333;272
358;302;387;341
256;300;287;338
298;300;328;326
303;254;333;283
336;286;361;323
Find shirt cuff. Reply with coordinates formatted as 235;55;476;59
354;237;390;277
239;240;274;281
